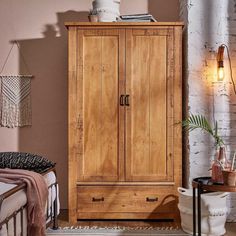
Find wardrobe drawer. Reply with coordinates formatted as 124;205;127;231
77;186;177;213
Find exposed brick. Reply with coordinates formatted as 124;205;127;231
180;0;236;221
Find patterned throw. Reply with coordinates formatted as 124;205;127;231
0;75;32;127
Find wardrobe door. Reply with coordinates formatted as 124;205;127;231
125;28;174;182
76;29;125;182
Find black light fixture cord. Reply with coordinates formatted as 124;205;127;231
221;44;236;95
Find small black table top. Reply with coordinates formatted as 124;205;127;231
192;177;236;192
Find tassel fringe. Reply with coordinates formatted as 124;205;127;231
0;75;32;128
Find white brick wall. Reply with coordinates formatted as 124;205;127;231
180;0;236;221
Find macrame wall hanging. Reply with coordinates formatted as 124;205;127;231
0;41;33;128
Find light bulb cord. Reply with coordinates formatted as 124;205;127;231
220;44;236;95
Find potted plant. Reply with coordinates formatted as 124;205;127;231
182;114;231;183
88;9;98;22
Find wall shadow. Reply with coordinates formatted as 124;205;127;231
180;2;189;188
16;10;88;208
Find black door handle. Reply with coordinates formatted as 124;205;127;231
120;95;125;106
125;95;130;106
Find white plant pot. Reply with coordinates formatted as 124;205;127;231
92;0;120;22
97;10;118;22
93;0;120;12
178;187;228;236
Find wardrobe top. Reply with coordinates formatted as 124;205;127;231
65;22;184;28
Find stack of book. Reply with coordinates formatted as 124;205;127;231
118;13;157;22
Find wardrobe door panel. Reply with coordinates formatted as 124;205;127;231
126;29;174;182
78;29;125;182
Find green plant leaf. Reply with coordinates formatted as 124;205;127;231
182;114;224;147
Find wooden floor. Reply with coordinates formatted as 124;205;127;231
225;223;236;236
58;210;181;228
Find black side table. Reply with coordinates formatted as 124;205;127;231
192;177;236;236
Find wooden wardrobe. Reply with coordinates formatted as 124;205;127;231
66;22;183;223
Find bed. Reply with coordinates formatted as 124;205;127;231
0;167;59;236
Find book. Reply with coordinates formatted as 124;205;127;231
119;13;157;22
117;18;154;22
120;13;152;19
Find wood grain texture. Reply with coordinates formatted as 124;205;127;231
118;30;126;181
173;26;183;189
126;29;171;182
67;23;182;221
77;186;178;218
76;212;178;220
80;30;121;182
68;26;78;224
77;30;84;186
65;22;184;28
166;29;174;182
58;210;181;227
150;35;167;178
76;181;175;186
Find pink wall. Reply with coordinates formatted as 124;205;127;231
0;0;179;209
149;0;180;21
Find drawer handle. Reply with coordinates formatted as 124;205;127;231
92;197;104;202
146;197;158;202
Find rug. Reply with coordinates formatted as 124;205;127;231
46;226;189;236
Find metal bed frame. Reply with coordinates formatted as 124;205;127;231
0;168;59;235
